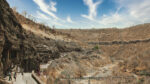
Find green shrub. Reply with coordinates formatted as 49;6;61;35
93;45;99;50
137;78;144;84
139;70;150;76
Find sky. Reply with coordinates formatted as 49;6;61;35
7;0;150;29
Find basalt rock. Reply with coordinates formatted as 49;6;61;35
0;0;82;78
0;0;24;76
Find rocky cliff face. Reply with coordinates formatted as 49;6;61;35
21;31;81;72
0;0;81;78
0;0;24;76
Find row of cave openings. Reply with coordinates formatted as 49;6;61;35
2;45;19;75
1;43;36;75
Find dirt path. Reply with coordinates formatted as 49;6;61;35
5;73;37;84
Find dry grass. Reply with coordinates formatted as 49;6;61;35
55;23;150;84
13;10;74;42
12;8;150;84
56;23;150;42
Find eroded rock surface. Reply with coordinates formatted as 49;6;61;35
0;0;24;76
0;0;81;79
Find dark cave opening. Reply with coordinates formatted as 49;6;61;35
21;58;40;72
10;50;17;59
1;43;19;76
2;47;10;76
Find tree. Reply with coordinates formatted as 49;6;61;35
28;15;36;22
12;6;17;11
22;11;27;17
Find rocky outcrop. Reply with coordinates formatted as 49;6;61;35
21;31;81;72
0;0;82;78
0;0;24;76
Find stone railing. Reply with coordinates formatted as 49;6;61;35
31;71;45;84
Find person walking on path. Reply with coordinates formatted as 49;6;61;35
21;68;24;75
37;68;41;76
21;68;24;80
8;71;12;81
13;72;17;81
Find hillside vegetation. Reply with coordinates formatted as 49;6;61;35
13;8;150;84
55;24;150;83
0;0;150;83
57;24;150;42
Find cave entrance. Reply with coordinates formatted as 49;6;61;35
2;46;19;76
2;46;11;76
10;49;19;65
10;49;17;59
2;48;18;63
22;59;38;72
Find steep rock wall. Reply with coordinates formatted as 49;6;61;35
0;0;82;77
0;0;24;76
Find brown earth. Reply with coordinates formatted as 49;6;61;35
13;10;74;42
0;0;150;84
0;0;81;82
54;25;150;83
56;24;150;42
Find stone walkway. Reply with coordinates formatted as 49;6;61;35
6;73;37;84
